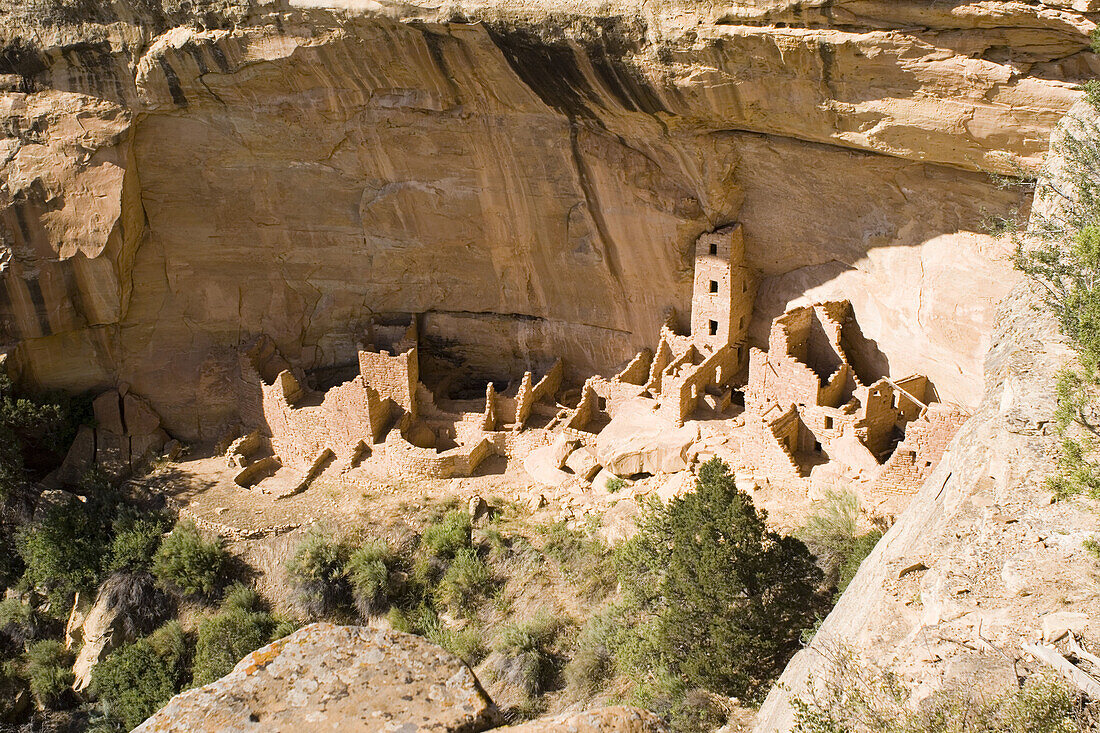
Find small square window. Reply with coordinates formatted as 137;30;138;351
709;280;719;294
824;416;834;429
709;242;718;256
708;320;718;336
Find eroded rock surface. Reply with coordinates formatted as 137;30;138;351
0;0;1085;439
596;398;700;476
134;624;501;732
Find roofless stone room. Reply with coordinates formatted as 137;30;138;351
1;1;1099;732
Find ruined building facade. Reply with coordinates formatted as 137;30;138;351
218;223;965;503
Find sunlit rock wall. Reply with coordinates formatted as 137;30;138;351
0;0;1089;438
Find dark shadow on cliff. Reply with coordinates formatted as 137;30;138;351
840;310;891;385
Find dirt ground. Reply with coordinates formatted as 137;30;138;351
131;419;837;619
143;416;823;546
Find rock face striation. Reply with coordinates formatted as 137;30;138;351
0;0;1090;439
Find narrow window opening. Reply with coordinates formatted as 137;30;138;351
824;416;834;430
709;280;719;294
708;242;718;256
742;279;748;293
708;320;718;336
738;316;745;329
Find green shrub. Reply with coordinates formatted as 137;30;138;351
605;477;626;493
481;526;509;560
152;521;229;601
796;489;883;594
438;626;487;667
487;615;568;699
420;510;472;561
385;601;441;637
346;538;401;618
539;521;616;600
617;458;829;704
385;605;413;633
192;584;283;685
417;608;487;666
91;621;189;730
23;639;74;709
433;548;492;618
285;531;351;618
107;513;169;573
792;650;1092;733
564;605;624;697
0;523;22;593
414;510;473;588
0;658;28;721
0;596;43;643
18;496;108;606
1012;107;1100;500
0;372;92;488
667;688;731;733
835;529;882;594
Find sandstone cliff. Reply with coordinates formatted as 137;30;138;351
1;0;1089;439
753;99;1100;732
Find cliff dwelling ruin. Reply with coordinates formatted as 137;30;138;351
48;222;965;519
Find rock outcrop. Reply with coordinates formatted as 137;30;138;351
49;388;168;484
1;0;1086;440
71;571;172;692
596;398;700;476
135;623;502;732
753;99;1100;732
135;622;664;732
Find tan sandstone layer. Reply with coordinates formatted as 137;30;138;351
0;0;1092;439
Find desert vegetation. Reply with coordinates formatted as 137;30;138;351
266;458;838;730
796;489;885;597
0;362;870;733
0;375;278;730
792;646;1098;733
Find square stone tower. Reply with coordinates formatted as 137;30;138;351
690;224;755;353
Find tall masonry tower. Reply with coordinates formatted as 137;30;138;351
690;223;756;354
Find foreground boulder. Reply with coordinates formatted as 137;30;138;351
136;623;666;732
135;624;500;732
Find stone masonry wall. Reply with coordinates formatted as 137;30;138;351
260;374;379;470
740;408;803;481
873;404;970;495
358;347;418;417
